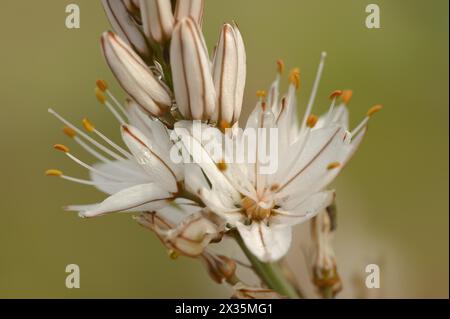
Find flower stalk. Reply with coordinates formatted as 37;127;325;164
231;230;301;299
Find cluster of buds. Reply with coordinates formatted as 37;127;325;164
101;0;246;126
310;202;342;298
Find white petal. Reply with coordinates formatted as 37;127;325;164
236;222;292;262
198;187;242;221
174;0;204;27
140;0;174;43
90;160;148;194
101;31;172;116
122;124;179;192
170;18;216;120
174;124;240;201
276;125;349;199
77;183;172;218
101;0;151;61
272;191;334;226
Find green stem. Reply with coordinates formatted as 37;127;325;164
233;231;301;299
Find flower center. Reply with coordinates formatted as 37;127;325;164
241;196;273;222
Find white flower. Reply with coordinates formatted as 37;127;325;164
175;54;382;262
47;94;226;257
47;98;182;218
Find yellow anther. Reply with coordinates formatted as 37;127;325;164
270;184;280;191
95;87;106;104
342;90;353;104
82;118;95;132
306;114;318;128
45;169;63;177
219;120;231;131
63;126;77;138
53;144;70;153
168;250;179;260
289;68;301;89
276;59;285;74
327;162;341;170
96;79;108;92
256;90;267;99
329;90;343;100
217;160;228;172
367;104;383;117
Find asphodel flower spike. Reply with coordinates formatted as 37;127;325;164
140;0;175;43
101;0;151;61
170;17;216;120
101;31;172;116
174;0;205;28
211;23;247;127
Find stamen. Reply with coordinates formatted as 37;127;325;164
256;90;267;101
63;127;77;138
288;68;300;89
217;160;227;172
45;169;121;186
329;90;343;100
54;144;70;153
96;79;108;92
277;59;285;74
306;114;318;128
352;105;383;136
82;118;132;159
325;90;342;124
301;51;327;130
82;118;95;132
367;104;383;117
95;87;126;125
45;169;63;177
96;79;128;117
48;108;126;161
327;162;341;170
342;90;353;105
59;149;124;182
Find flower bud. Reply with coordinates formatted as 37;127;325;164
311;210;342;297
201;252;237;284
140;0;175;43
101;31;172;116
211;23;247;126
136;205;223;257
174;0;205;27
101;0;151;61
170;18;216;120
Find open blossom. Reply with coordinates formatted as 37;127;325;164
175;55;381;262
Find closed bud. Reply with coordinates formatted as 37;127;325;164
170;18;216;120
140;0;175;43
201;252;237;284
211;23;247;126
174;0;205;27
101;31;172;116
102;0;151;61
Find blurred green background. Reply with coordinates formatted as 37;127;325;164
0;0;447;298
